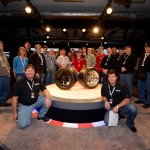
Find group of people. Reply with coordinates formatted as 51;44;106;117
1;40;150;133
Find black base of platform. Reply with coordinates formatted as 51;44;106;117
46;107;107;123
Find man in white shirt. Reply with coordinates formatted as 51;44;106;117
56;49;70;68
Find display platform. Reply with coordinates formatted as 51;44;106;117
45;82;106;123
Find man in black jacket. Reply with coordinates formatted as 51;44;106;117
29;44;47;82
119;46;137;95
101;47;117;83
135;42;150;108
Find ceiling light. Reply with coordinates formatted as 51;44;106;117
104;42;107;44
82;28;86;33
93;27;99;33
45;26;50;32
63;28;67;32
46;35;50;39
25;4;32;14
44;41;46;43
106;6;113;15
101;37;104;40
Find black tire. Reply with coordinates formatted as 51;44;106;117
54;67;76;90
78;67;100;89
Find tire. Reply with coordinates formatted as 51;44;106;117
78;67;100;89
54;67;76;90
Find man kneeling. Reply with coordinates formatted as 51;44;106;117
101;70;138;133
12;64;52;129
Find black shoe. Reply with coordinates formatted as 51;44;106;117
119;114;126;120
128;126;137;133
0;103;11;107
37;116;50;122
134;100;145;104
142;104;150;108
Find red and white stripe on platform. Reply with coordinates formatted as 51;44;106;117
32;109;105;128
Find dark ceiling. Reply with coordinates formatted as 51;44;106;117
0;0;150;48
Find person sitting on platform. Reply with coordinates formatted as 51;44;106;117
101;70;138;133
12;64;52;129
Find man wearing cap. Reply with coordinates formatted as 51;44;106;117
135;42;150;108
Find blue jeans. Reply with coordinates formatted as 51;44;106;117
45;70;55;85
18;95;53;129
138;72;150;104
0;76;10;105
120;73;133;95
119;103;138;127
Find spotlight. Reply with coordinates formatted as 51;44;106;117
44;41;47;43
63;28;67;32
45;26;50;32
101;37;104;40
104;42;107;44
93;27;99;33
46;35;50;39
106;6;113;15
25;4;32;14
82;28;86;33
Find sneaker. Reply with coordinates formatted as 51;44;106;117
128;126;137;133
37;116;50;123
142;104;150;109
134;100;144;104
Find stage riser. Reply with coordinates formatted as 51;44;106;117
52;101;105;110
46;107;107;123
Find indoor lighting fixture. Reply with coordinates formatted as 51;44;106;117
44;41;46;43
46;35;50;39
106;6;113;15
93;27;99;33
82;28;86;33
101;37;104;40
45;26;51;32
25;4;32;14
63;28;67;32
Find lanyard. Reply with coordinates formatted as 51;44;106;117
20;57;26;67
0;52;4;64
108;84;115;98
123;54;130;64
50;57;53;65
38;54;43;65
105;56;110;66
142;53;149;66
26;81;34;92
100;54;104;60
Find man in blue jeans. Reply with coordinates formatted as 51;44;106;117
101;70;138;133
12;64;52;129
0;41;11;107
